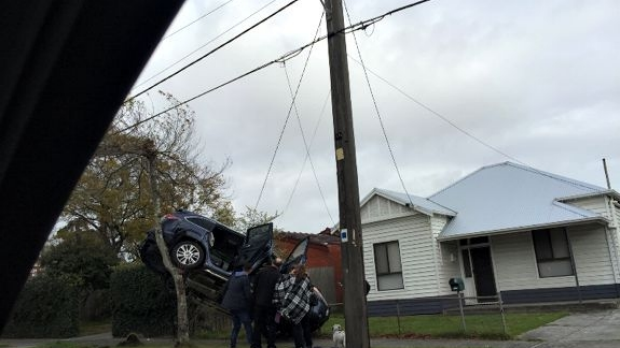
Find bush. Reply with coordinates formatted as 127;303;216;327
2;275;80;338
110;264;176;337
81;289;111;321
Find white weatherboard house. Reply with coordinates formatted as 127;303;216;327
360;162;620;316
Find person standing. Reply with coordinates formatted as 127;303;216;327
273;264;314;348
221;262;254;348
251;257;282;348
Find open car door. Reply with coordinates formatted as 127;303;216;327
281;236;310;274
240;223;274;273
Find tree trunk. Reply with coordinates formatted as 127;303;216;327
146;153;190;345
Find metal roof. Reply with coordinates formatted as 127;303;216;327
361;188;456;216
428;162;609;241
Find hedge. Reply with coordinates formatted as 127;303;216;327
110;264;176;337
2;275;79;338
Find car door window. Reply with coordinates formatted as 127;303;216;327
240;223;273;267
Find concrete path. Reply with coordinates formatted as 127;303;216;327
518;308;620;347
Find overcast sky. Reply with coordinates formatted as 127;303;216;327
130;0;620;233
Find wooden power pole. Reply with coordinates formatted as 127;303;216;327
324;0;370;347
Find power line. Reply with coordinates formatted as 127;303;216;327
132;0;278;91
347;55;526;165
281;88;334;225
118;0;436;134
254;12;324;211
126;0;300;103
115;59;278;134
128;0;432;103
161;0;236;42
343;0;417;208
279;25;335;225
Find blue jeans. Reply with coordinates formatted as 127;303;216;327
231;309;253;348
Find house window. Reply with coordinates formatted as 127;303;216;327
374;241;404;291
532;228;574;278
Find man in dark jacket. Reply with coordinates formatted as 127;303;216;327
251;257;282;348
222;262;253;348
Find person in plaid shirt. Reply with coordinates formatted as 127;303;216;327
273;264;314;348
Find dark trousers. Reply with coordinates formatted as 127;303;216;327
230;309;253;348
291;314;312;348
251;305;276;348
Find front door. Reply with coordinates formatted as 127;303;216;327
470;247;497;301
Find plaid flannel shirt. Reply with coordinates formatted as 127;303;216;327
273;274;311;324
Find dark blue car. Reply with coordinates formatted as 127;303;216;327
139;210;330;333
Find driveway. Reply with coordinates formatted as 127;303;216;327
518;308;620;348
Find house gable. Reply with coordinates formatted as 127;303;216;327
361;194;412;224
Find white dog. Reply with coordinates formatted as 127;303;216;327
332;323;345;348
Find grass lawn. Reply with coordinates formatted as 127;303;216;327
33;342;498;348
79;320;112;336
318;311;567;340
77;311;566;343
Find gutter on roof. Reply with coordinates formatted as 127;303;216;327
558;189;620;202
437;216;609;242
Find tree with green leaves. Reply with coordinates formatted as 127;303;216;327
233;206;280;231
61;92;233;257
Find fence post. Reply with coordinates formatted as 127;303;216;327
497;292;508;335
458;291;467;332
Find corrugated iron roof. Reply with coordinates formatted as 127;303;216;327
428;162;609;240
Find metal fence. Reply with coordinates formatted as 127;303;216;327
453;292;507;335
326;292;510;338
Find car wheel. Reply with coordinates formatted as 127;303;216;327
172;240;205;270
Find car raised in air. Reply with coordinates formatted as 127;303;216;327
139;209;330;333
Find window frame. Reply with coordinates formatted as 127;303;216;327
532;228;574;278
373;241;404;291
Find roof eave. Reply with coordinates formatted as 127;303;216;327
437;216;609;242
557;189;620;202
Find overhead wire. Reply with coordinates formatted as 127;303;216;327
282;88;335;225
343;0;417;208
278;14;335;225
117;0;436;134
254;12;325;212
132;0;278;91
161;0;236;42
126;0;300;103
346;55;527;165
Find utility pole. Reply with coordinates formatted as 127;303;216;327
324;0;370;347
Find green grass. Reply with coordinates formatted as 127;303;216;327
34;343;99;348
33;343;496;348
319;311;568;340
34;343;227;348
65;311;566;347
79;320;112;336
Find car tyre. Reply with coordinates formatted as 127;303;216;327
171;240;205;270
